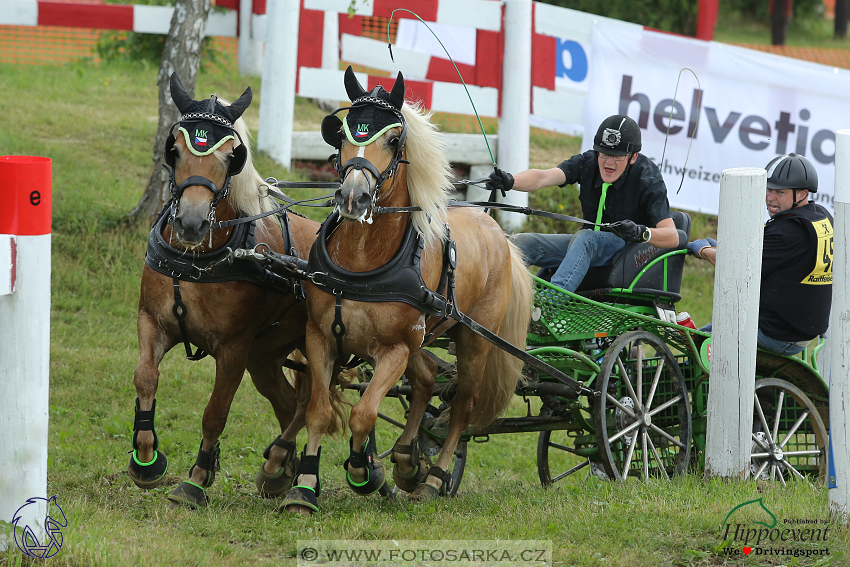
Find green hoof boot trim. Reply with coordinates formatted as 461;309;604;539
280;486;319;514
167;481;208;509
343;437;386;496
127;449;168;489
256;439;299;498
391;438;427;494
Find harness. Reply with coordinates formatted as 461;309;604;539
145;207;305;360
306;212;457;365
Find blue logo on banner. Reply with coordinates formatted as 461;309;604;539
556;39;588;83
12;496;67;559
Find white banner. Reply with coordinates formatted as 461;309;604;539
582;22;850;216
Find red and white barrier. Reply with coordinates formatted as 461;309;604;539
0;156;52;548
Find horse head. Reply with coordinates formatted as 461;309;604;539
166;72;252;247
322;66;408;222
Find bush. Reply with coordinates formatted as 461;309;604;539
542;0;698;36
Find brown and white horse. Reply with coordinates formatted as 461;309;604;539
128;73;325;508
281;68;532;513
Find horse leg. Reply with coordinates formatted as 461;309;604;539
167;347;249;508
345;345;410;495
281;324;332;515
391;351;436;492
128;311;175;489
412;333;491;499
247;350;305;497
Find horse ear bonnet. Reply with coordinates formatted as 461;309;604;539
166;72;251;175
324;66;406;148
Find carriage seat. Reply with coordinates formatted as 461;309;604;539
574;210;691;302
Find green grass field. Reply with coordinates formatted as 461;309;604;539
0;59;845;567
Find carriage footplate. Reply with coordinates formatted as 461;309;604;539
391;437;428;493
256;437;299;498
281;446;322;514
344;437;386;496
128;397;169;489
410;465;453;500
167;440;220;509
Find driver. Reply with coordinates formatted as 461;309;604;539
486;114;679;292
688;153;833;355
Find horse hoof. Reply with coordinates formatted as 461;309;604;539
409;482;442;501
256;454;299;498
167;481;209;509
391;440;428;494
345;455;386;496
280;486;319;514
127;450;168;489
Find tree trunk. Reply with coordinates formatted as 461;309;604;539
128;0;212;225
771;0;788;46
837;0;849;39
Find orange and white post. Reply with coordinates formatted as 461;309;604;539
0;156;52;549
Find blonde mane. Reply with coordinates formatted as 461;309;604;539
212;97;278;227
400;101;453;246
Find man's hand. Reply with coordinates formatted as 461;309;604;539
687;238;716;259
608;219;649;243
688;238;717;259
486;167;514;197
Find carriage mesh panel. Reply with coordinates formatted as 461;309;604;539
528;277;707;358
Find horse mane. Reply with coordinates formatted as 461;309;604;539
401;100;453;246
212;97;278;224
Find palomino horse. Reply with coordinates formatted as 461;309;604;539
129;73;324;508
281;67;532;513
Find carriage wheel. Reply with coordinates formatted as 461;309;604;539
372;396;467;497
750;378;827;484
537;430;608;486
594;330;692;481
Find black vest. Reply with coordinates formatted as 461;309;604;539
761;203;833;338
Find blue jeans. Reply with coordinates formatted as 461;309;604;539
699;323;809;356
512;230;625;292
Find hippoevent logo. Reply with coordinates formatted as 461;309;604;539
718;498;830;559
12;496;67;559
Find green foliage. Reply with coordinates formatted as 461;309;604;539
539;0;698;36
721;0;824;22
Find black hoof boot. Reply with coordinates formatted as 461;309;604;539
256;438;299;498
128;398;168;489
167;440;220;509
344;437;385;496
410;466;453;500
281;447;322;514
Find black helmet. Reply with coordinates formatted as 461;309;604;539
765;153;818;193
593;115;641;156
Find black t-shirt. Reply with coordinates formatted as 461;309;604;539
759;202;833;341
556;150;671;228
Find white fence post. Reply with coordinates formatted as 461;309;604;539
704;167;766;479
257;0;300;168
497;0;531;231
238;0;263;76
829;129;850;522
0;156;52;551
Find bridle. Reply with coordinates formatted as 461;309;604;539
163;95;248;227
322;96;409;209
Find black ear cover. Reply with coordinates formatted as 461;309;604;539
321;114;344;149
389;71;405;110
164;132;177;168
229;143;247;176
344;65;367;101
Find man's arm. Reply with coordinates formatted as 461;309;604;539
647;217;679;248
510;167;568;192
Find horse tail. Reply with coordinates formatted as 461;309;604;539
324;368;357;437
468;240;533;428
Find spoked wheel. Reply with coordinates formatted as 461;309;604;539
372;393;467;496
750;378;827;485
594;330;692;481
537;430;608;486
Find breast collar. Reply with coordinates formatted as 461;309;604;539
306;212;455;318
145;209;297;296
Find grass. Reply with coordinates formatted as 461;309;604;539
0;55;845;566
